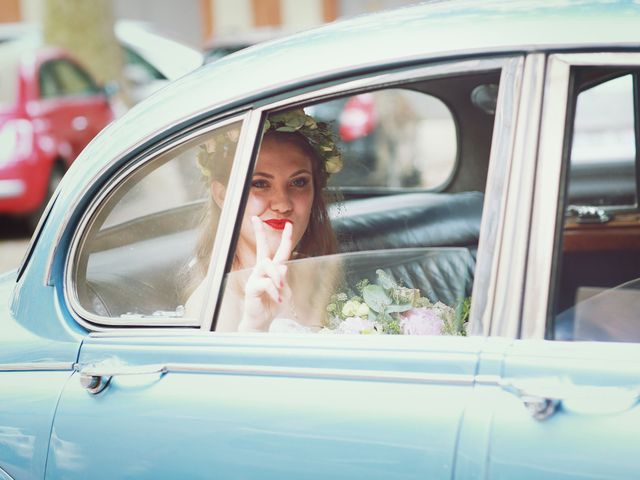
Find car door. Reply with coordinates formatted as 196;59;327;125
44;57;522;479
462;53;640;479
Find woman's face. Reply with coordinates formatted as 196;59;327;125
237;135;315;265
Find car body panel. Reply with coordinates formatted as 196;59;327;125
0;271;77;480
47;334;484;479
487;340;640;479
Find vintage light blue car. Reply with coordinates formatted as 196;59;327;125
2;1;640;478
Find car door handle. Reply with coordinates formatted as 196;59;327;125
76;360;167;394
500;378;640;421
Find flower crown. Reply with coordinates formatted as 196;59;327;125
263;109;342;175
197;109;342;178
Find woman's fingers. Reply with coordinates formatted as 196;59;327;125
273;221;294;264
252;216;268;260
246;276;281;304
255;259;284;288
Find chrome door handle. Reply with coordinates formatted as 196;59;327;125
500;378;640;421
76;360;167;394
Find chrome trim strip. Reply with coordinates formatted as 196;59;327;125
470;56;524;336
0;465;15;480
264;57;509;111
521;55;570;340
87;361;478;386
63;114;249;330
490;54;546;338
0;362;74;372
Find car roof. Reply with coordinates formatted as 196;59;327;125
62;0;640;198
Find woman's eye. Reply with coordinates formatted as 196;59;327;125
291;177;309;188
252;179;269;189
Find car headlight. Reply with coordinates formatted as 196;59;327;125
0;119;33;167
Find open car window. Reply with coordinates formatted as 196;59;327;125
553;68;640;342
70;119;244;326
212;68;502;334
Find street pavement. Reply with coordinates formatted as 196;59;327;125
0;217;31;273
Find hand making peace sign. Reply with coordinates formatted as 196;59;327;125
238;216;294;332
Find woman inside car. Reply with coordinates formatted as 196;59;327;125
185;109;342;332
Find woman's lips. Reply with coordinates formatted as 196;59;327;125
263;219;292;231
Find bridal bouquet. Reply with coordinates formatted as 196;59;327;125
323;270;470;336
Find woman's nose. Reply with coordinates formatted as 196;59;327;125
270;187;293;213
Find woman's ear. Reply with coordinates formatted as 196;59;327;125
211;181;226;208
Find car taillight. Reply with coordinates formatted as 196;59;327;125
0;119;33;166
339;93;376;142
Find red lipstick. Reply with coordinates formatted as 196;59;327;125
263;219;292;231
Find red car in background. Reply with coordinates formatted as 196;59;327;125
0;41;113;226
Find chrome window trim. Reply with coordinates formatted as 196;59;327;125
200;110;263;331
44;106;248;285
0;362;74;371
488;53;546;338
262;57;510;111
64;114;250;330
522;52;640;339
471;56;525;336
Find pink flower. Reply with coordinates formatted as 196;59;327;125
336;317;377;334
400;308;443;335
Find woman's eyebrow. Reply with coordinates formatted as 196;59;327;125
289;169;312;178
253;172;274;178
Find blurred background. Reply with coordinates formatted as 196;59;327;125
0;0;421;272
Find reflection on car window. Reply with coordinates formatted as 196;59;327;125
72;120;242;325
307;89;457;190
568;74;637;207
553;69;640;342
210;70;500;334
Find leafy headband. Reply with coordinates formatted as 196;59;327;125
197;109;342;178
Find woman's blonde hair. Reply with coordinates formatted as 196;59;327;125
183;129;338;299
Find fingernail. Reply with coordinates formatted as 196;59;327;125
278;296;282;303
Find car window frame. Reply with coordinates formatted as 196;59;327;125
64;111;256;330
201;55;523;335
520;51;640;340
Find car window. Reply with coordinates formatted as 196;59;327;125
553;69;640;342
40;59;99;98
71;119;243;326
307;89;457;191
210;70;501;334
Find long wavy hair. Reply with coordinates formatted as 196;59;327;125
183;129;338;299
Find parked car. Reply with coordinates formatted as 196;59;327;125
0;39;113;227
3;1;640;479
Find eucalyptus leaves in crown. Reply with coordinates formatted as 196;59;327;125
263;109;343;175
197;109;342;178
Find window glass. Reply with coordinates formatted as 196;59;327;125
553;69;640;342
72;120;242;324
210;71;501;334
50;60;99;96
307;89;457;190
39;63;60;99
567;74;637;206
